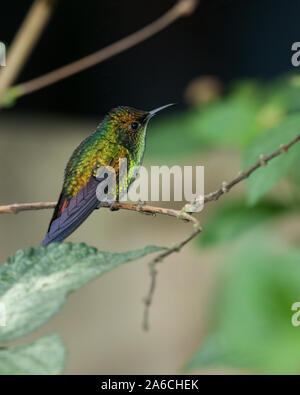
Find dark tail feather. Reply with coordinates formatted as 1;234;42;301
42;177;100;246
47;190;66;232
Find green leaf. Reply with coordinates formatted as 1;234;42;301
264;73;300;113
244;114;300;205
0;334;66;375
200;201;286;247
185;234;300;374
0;243;163;343
183;334;253;371
190;81;266;148
195;98;259;146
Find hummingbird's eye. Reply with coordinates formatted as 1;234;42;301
130;122;140;131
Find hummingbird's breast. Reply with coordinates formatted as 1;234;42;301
126;134;147;187
62;128;147;202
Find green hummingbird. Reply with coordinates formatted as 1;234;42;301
42;104;174;246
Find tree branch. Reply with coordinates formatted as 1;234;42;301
203;133;300;203
0;0;57;106
0;200;198;225
142;226;202;330
1;0;199;106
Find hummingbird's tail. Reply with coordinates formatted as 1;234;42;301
42;177;100;246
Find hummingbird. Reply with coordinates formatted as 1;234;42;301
42;104;174;246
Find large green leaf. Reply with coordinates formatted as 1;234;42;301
244;114;300;205
0;334;66;375
200;201;286;247
0;243;163;343
185;234;300;374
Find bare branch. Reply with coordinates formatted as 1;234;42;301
0;200;198;226
2;0;199;106
203;132;300;203
0;201;56;214
0;0;57;106
142;226;202;330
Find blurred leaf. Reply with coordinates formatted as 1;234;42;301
148;75;300;158
185;234;300;374
290;156;300;188
183;334;253;371
192;82;262;147
200;201;286;247
0;334;66;375
264;74;300;114
244;114;300;205
0;243;163;343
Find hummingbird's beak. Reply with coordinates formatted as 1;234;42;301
146;103;175;121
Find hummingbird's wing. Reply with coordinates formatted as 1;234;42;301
41;176;101;246
41;159;122;246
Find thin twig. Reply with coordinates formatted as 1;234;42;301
0;200;197;225
0;0;57;106
0;201;56;214
142;225;202;330
203;133;300;203
2;0;198;105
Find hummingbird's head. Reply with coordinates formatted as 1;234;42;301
105;104;174;150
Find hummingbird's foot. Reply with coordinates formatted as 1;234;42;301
109;202;119;211
136;200;153;215
137;200;147;209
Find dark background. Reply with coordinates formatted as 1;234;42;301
1;0;298;115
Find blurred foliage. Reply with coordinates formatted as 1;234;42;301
177;73;300;374
190;81;264;147
185;233;300;374
244;113;300;205
0;242;163;373
200;201;287;247
149;73;300;158
291;156;300;187
0;334;66;375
